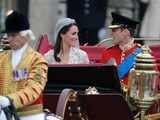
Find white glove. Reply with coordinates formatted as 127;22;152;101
46;113;63;120
0;110;8;120
46;115;62;120
0;96;10;108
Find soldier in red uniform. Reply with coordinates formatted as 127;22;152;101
100;12;141;90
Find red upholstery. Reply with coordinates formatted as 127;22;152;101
149;44;160;58
80;46;107;63
148;44;160;114
36;35;107;63
48;63;103;67
149;44;160;73
36;34;53;55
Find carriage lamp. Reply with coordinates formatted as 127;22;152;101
128;45;159;120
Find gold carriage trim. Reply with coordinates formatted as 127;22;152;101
120;81;128;93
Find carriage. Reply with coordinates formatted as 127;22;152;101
2;34;160;120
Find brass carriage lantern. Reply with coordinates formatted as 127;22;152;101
128;45;159;120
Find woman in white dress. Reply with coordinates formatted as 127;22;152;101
44;18;89;64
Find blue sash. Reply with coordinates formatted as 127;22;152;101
117;47;142;80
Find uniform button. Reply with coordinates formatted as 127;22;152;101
122;53;125;57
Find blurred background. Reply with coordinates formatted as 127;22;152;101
0;0;159;46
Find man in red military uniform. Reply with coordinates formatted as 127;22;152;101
100;12;141;90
